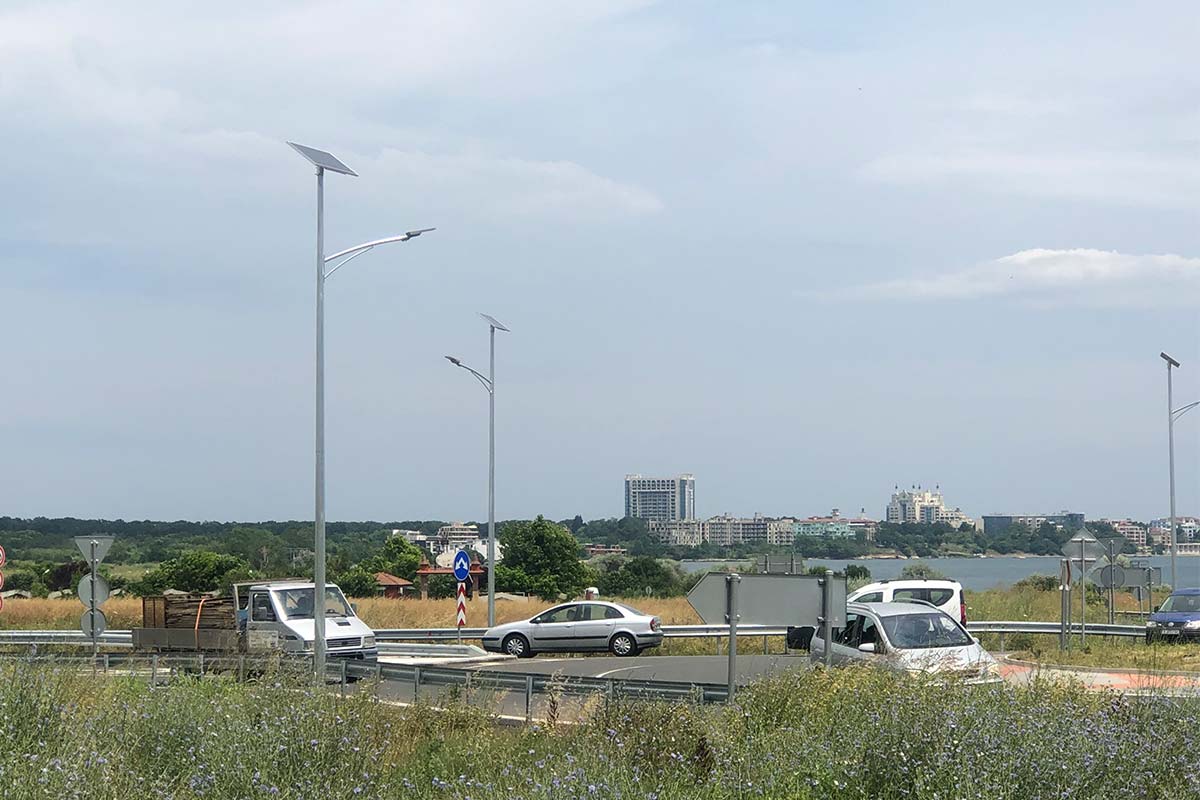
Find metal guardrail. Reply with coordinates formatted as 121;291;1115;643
371;624;790;642
0;620;1144;651
966;621;1144;638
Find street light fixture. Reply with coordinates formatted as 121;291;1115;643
444;313;510;627
290;141;434;677
1160;352;1199;590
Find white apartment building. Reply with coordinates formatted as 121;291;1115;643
702;514;770;546
625;474;696;522
1101;519;1149;548
647;519;705;547
1150;517;1200;545
887;485;974;529
767;518;797;546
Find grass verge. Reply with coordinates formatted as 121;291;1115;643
0;661;1195;799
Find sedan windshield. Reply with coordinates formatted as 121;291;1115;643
275;587;354;619
1159;594;1200;613
882;613;972;650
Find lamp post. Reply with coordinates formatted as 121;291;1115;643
445;313;510;627
289;141;434;677
1162;352;1199;590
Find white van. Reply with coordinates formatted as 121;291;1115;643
235;581;378;661
846;579;967;626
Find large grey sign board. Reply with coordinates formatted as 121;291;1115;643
688;572;847;628
74;536;114;565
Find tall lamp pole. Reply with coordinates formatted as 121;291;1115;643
289;141;433;677
1161;351;1199;590
446;313;510;627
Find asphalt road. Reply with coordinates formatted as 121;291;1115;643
466;653;812;684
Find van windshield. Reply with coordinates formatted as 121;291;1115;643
882;613;972;650
274;587;354;619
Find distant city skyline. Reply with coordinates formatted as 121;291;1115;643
0;3;1195;524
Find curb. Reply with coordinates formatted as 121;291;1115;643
999;654;1200;679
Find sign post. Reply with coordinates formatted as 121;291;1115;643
819;570;834;668
1062;530;1102;646
452;549;471;645
724;574;740;701
73;536;114;662
0;543;6;618
1059;559;1071;651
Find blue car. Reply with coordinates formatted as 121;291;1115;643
1146;588;1200;643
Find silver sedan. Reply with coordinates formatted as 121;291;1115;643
481;601;663;658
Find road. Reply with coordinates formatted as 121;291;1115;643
463;653;810;684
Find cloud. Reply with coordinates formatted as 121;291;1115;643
846;248;1200;307
859;150;1200;212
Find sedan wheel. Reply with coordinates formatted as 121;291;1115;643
610;633;638;657
503;634;531;658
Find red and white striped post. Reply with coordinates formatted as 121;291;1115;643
455;581;467;644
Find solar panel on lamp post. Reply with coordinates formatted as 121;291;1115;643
289;141;434;679
444;313;510;627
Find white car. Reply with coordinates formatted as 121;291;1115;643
847;578;967;626
811;601;1002;685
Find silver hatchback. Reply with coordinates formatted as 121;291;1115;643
481;601;664;658
811;601;1002;685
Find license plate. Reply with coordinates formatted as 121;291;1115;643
1162;629;1180;636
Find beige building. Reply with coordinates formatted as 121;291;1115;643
887;486;974;529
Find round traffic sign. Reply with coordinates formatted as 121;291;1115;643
77;574;111;607
0;544;6;567
1097;564;1126;589
80;608;107;637
452;549;471;582
0;596;4;613
0;570;5;591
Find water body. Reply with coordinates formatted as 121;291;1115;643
679;555;1196;591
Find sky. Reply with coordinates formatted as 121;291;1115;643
0;1;1197;524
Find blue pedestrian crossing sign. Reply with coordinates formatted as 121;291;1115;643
452;549;471;582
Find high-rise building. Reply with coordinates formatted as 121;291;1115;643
624;474;695;522
886;485;973;528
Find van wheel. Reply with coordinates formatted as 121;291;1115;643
503;634;532;658
610;633;638;657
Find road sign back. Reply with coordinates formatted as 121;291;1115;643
77;574;111;607
74;536;114;565
80;608;107;637
687;572;846;628
1062;532;1105;563
1096;564;1125;589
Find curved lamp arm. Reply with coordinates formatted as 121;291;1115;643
323;228;436;278
445;356;493;393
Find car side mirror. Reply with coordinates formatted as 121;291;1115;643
530;618;540;624
858;642;876;654
351;603;358;614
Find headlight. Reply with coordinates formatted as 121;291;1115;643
363;635;376;648
1146;621;1158;628
1183;621;1200;630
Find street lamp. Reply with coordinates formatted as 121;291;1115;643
1160;352;1200;589
445;313;510;627
289;141;434;677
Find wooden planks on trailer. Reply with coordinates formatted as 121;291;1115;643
142;594;236;630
